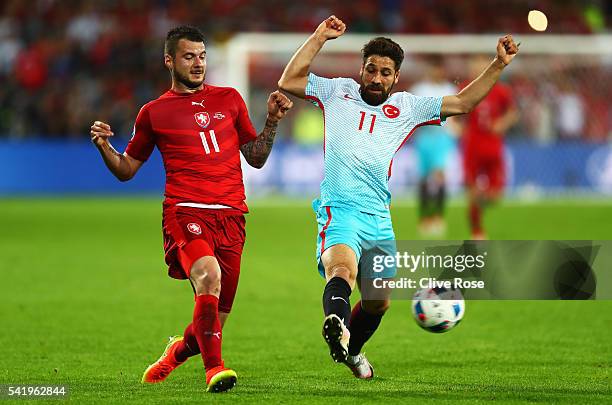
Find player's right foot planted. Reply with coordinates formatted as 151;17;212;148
322;314;350;363
141;336;186;383
345;353;374;379
206;364;237;393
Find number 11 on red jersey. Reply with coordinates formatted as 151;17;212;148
199;130;220;154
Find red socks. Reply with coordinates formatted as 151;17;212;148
173;323;199;363
192;295;223;370
469;202;482;234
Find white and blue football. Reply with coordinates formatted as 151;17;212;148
412;287;465;333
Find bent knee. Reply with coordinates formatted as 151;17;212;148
326;262;357;285
189;257;221;294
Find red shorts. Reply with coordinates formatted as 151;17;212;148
463;151;505;192
162;206;246;313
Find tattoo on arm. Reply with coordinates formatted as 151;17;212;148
240;117;278;168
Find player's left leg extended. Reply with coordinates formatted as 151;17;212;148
144;209;243;391
148;256;239;387
345;298;389;379
143;314;233;384
141;253;231;386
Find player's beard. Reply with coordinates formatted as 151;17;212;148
173;69;205;89
359;83;392;106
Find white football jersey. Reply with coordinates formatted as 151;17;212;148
306;73;444;217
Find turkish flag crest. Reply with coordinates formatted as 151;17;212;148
382;104;400;118
194;112;210;128
187;222;202;235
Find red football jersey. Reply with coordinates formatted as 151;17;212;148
125;85;257;211
462;83;515;156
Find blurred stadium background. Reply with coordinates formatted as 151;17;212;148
1;1;611;403
0;0;611;201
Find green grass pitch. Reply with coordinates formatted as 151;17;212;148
0;198;610;404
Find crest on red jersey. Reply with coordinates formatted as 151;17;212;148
382;104;400;118
194;112;210;129
187;222;202;235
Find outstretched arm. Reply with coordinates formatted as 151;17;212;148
441;35;519;119
90;121;143;181
240;91;293;169
278;15;346;98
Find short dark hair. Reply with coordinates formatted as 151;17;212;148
361;37;404;70
165;25;205;57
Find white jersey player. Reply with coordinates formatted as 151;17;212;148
279;15;519;379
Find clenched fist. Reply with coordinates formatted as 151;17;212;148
496;34;519;66
90;121;114;146
267;91;293;121
314;15;346;41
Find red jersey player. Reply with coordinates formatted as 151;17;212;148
90;26;292;393
462;55;519;239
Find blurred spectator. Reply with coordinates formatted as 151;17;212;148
555;78;585;140
0;15;22;75
510;70;554;143
410;57;458;237
0;0;610;140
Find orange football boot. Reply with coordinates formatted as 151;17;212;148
141;336;186;383
205;363;237;393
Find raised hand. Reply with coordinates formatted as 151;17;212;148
90;121;114;146
240;91;291;169
496;34;519;66
314;15;346;41
267;91;294;121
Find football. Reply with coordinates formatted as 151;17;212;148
412;287;465;333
